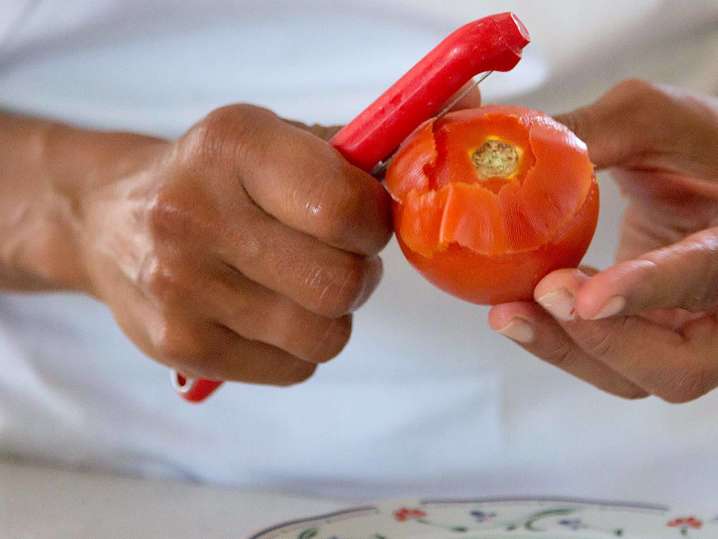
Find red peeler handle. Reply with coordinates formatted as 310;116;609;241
174;11;530;403
172;372;223;403
331;12;529;172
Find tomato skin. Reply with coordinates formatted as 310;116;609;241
396;180;598;304
388;109;599;304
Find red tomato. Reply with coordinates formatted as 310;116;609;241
385;105;599;304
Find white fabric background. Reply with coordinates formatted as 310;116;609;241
0;0;717;505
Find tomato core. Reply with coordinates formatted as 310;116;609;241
471;138;520;180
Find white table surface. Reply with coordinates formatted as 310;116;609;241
0;458;347;538
3;457;714;538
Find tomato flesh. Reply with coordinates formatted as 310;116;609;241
386;105;599;304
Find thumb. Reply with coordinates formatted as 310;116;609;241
555;79;718;177
448;80;482;111
575;226;718;319
282;119;342;141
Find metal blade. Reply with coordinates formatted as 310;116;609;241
435;70;492;119
372;71;493;177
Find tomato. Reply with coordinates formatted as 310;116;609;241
385;105;599;304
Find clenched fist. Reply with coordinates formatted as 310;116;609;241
78;105;392;385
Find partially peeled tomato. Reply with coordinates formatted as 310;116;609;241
385;105;599;304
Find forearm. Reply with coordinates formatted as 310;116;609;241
0;111;162;292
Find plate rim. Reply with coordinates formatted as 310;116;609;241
247;495;674;539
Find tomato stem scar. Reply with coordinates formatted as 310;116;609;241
471;139;520;179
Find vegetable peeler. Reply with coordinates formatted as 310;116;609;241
172;11;530;403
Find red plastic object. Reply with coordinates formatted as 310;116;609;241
174;12;530;403
331;12;530;172
172;372;223;403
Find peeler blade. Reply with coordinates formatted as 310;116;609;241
371;71;493;177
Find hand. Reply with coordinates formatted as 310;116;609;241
489;79;718;403
78;105;392;386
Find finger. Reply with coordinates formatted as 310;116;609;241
217;198;383;318
204;262;352;364
193;105;392;255
535;268;718;403
578;265;599;276
151;318;317;386
194;329;319;386
448;80;482;110
489;301;648;399
573;227;718;320
113;282;319;386
281;118;342;141
555;79;718;177
109;263;320;386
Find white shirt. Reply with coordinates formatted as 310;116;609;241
1;0;717;504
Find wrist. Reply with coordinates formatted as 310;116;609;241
16;120;166;293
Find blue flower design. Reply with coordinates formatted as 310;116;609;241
471;510;497;522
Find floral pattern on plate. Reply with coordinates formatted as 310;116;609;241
248;498;716;539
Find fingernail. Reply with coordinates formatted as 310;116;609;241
495;318;535;344
537;288;575;321
590;295;626;320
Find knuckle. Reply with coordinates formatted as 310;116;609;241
277;362;317;387
310;315;353;363
144;262;176;299
225;213;266;269
224;291;255;326
582;330;617;360
543;340;577;368
659;367;714;404
183;110;233;163
146;182;219;245
580;318;635;360
313;172;368;243
151;320;208;369
139;257;187;307
146;186;194;241
311;256;373;317
613;79;673;113
618;387;650;401
682;234;718;309
614;78;658;99
183;104;274;165
613;79;672;125
308;165;391;254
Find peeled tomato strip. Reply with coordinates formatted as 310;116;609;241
397;188;449;258
384;119;437;202
518;117;594;238
439;183;508;255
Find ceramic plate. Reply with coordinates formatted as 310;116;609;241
248;498;716;539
